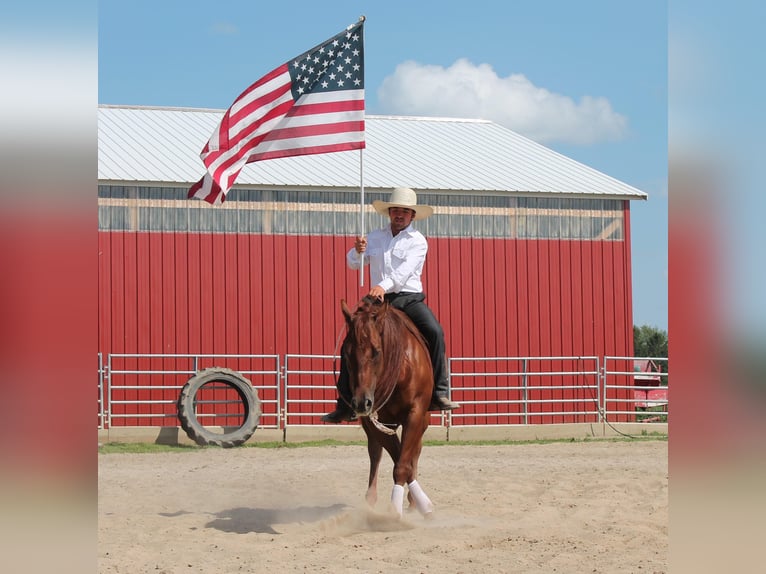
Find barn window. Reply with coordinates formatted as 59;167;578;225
97;186;624;241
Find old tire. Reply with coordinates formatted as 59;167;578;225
177;367;261;448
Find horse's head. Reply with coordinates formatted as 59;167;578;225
340;296;390;416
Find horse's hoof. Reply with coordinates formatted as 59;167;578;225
387;505;403;519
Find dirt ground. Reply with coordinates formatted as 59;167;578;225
98;440;667;573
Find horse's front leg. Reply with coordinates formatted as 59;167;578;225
362;420;383;508
390;415;433;517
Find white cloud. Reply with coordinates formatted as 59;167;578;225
377;58;628;145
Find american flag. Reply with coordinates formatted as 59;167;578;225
189;18;365;205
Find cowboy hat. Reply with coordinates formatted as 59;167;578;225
372;187;434;220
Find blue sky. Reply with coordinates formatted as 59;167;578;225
98;0;668;331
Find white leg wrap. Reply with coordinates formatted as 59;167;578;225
408;480;434;515
390;484;405;517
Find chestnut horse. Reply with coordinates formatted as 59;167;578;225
340;295;435;517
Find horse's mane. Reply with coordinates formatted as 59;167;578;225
350;296;429;399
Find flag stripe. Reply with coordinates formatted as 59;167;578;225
288;99;365;118
251;141;365;162
261;120;365;144
188;173;225;205
277;108;364;128
292;89;365;105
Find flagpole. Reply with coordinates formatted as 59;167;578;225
359;148;365;286
358;14;367;288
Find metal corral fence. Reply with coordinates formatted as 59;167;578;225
98;353;667;430
603;356;668;423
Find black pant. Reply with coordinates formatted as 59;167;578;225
335;292;449;402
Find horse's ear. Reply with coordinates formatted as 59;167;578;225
341;299;353;324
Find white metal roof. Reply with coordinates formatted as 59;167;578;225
98;104;647;199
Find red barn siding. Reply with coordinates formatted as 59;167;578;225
98;226;635;426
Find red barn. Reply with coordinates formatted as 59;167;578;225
98;105;646;434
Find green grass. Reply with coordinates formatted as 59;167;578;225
98;434;666;454
98;442;203;454
98;439;367;454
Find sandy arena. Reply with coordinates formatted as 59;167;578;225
98;440;667;573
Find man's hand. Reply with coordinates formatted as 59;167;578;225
354;236;367;254
368;285;385;301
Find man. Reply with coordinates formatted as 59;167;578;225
322;187;459;423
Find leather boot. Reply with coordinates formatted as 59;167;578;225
321;362;357;423
320;398;357;423
429;393;459;411
429;374;459;411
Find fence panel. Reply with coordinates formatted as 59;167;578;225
603;356;668;423
448;356;601;425
105;354;281;429
284;354;339;426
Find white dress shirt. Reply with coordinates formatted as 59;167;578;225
346;224;428;294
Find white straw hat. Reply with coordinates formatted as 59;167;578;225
372;187;434;220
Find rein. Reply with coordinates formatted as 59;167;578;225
369;411;398;435
369;373;398;435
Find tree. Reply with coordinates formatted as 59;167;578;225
633;325;668;358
